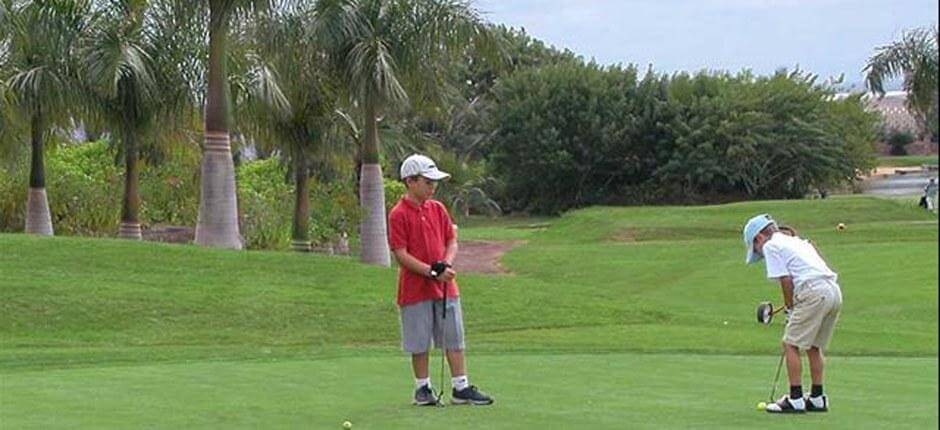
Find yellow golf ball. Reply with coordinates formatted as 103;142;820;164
343;421;352;429
756;401;767;410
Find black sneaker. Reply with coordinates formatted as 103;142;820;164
805;394;828;412
765;395;806;414
413;385;439;406
451;385;494;405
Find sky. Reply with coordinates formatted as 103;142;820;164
474;0;938;89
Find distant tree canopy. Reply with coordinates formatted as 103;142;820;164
488;63;878;214
0;2;886;231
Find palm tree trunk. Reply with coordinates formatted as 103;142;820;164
25;113;52;236
195;5;242;249
291;157;311;252
358;101;390;266
118;129;142;240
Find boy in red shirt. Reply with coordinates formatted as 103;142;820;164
388;154;494;406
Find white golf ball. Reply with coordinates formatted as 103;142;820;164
723;321;728;325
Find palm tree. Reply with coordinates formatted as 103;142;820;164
2;0;93;236
81;0;192;240
865;26;939;139
318;0;494;266
192;0;270;249
236;2;352;252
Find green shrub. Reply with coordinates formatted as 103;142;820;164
384;178;406;212
236;158;363;250
237;158;293;250
309;179;360;245
489;65;881;213
1;139;200;235
139;145;200;226
886;130;915;156
0;169;25;232
1;141;362;251
45;140;121;236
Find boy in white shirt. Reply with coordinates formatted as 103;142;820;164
743;214;843;414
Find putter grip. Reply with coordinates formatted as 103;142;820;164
431;261;448;277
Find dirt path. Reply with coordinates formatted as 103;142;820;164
453;240;523;274
142;225;194;243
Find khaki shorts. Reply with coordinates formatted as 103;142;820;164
783;278;843;351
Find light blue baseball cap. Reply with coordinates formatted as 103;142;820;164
742;213;776;264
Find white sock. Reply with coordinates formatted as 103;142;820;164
416;377;431;389
452;375;469;391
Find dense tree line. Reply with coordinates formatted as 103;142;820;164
486;64;879;214
1;1;920;248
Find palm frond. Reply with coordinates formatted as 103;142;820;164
347;35;408;109
3;0;94;122
865;26;938;95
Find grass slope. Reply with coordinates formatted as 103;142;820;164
1;195;937;429
876;155;939;167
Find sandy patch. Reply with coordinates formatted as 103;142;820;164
453;240;523;274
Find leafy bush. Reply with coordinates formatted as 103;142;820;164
1;139;200;235
139;145;200;227
0;168;25;232
236;158;363;250
1;140;362;251
489;65;880;214
45;141;123;235
309;179;359;245
384;178;406;212
429;151;502;219
237;158;293;250
886;130;915;156
489;62;642;214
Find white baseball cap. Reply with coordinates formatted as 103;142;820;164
400;154;451;180
742;213;776;264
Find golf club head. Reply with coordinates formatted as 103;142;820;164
756;301;773;324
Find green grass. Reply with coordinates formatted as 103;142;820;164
455;215;554;241
876;154;939;167
3;354;935;429
1;196;937;429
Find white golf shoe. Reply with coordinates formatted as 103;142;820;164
805;394;828;412
765;395;806;413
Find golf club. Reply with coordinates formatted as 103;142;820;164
429;261;451;407
768;347;785;402
756;301;788;325
438;279;447;407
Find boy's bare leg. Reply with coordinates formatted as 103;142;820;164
446;349;467;377
784;342;802;387
412;352;429;379
807;347;824;386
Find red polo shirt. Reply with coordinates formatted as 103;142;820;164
388;197;459;306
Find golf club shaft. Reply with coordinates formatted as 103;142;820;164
439;281;447;402
769;347;785;401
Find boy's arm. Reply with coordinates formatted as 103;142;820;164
777;275;795;309
392;248;434;278
444;226;458;266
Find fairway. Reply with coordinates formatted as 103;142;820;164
3;354;936;429
2;196;937;429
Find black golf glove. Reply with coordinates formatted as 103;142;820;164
429;261;450;278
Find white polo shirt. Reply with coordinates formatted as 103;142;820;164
763;232;837;288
